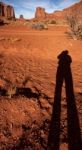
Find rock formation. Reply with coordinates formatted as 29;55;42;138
19;14;25;21
20;15;24;19
0;2;15;19
35;1;82;21
35;7;46;19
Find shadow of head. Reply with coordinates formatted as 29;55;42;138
57;50;72;67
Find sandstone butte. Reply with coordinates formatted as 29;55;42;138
0;0;82;22
0;1;15;20
35;0;82;21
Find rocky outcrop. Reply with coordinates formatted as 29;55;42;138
35;1;82;21
0;2;15;19
19;15;25;21
35;7;46;19
35;8;66;22
63;0;82;20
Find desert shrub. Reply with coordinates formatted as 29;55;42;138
50;20;56;24
66;14;82;40
0;19;4;25
32;23;48;30
32;19;38;22
6;86;17;98
7;17;13;20
76;24;82;39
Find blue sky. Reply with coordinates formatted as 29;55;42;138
1;0;80;19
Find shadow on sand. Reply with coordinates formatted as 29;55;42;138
0;87;40;99
47;50;82;150
16;87;40;99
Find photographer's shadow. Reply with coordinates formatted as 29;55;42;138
47;50;82;150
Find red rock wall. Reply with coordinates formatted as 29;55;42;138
0;2;15;19
35;1;82;21
35;7;46;19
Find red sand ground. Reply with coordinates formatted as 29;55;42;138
0;24;82;150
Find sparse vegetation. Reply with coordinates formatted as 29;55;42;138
0;37;21;43
32;23;48;30
9;37;21;43
6;85;17;98
66;14;82;40
0;1;82;149
0;19;4;25
50;20;56;24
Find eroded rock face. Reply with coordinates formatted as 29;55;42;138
35;7;46;19
63;0;82;20
19;15;25;21
35;1;82;21
0;2;15;19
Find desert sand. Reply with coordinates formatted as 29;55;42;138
0;23;82;150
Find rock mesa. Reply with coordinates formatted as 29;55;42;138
35;1;82;21
0;2;15;19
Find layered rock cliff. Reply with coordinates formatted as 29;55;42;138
35;7;46;19
0;2;15;19
35;1;82;21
